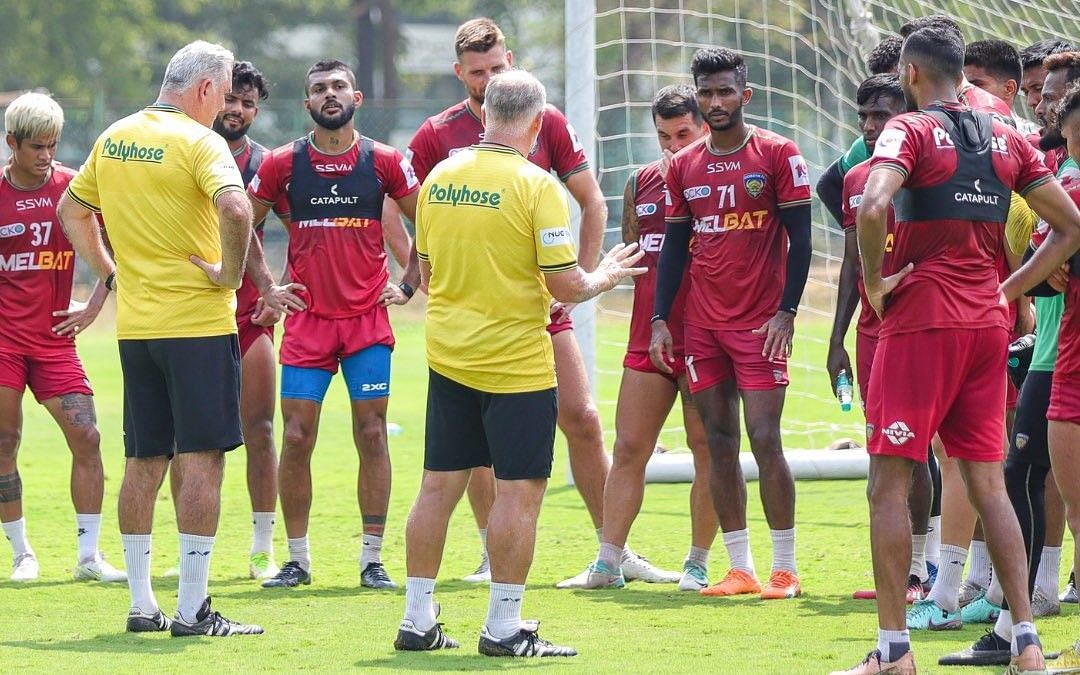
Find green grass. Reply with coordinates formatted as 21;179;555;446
1;309;1075;673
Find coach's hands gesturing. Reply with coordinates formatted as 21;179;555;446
754;310;796;362
595;242;647;289
865;262;914;319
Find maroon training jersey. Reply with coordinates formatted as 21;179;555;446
841;159;893;339
868;103;1054;338
627;161;690;355
1054;185;1080;378
233;139;287;322
249;134;419;318
1026;131;1060;174
0;166;78;355
665;127;813;330
407;100;589;184
959;83;1014;119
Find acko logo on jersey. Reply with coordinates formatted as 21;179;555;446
635;203;658;217
882;420;915;446
540;227;572;248
427;182;502;208
683;185;711;201
0;223;26;238
743;172;766;199
101;137;165;163
848;193;863;210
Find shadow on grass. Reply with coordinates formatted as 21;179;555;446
1;634;192;655
216;584;373;600
357;653;567;670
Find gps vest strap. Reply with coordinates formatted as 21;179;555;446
287;136;383;222
893;107;1011;225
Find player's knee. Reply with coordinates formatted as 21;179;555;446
0;428;20;458
282;421;316;454
69;425;102;458
746;425;782;455
355;415;388;456
243;417;275;453
559;401;602;442
612;437;652;471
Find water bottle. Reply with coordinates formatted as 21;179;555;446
836;369;853;412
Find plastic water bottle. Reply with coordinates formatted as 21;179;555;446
836;370;853;412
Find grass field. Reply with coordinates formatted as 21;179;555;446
1;305;1075;673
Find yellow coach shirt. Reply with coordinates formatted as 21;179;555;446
66;104;244;339
417;143;577;393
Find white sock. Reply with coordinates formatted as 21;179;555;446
722;529;756;576
404;577;437;632
177;533;214;623
597;542;622;570
121;534;157;614
1011;620;1039;658
686;546;709;570
877;628;910;663
994;608;1013;642
3;517;33;558
967;540;992;588
251;512;275;555
770;528;796;574
288;536;311;571
910;534;928;581
478;528;488;557
1036;546;1062;598
926;516;942;568
486;582;524;639
986;567;1004;606
361;534;383;568
76;513;101;562
928;544;967;612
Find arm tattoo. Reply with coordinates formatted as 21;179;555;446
0;472;21;503
60;394;97;428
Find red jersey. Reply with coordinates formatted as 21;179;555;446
841;160;892;338
665;127;813;330
1054;186;1080;378
959;83;1014;119
1026;131;1060;174
249;134;419;318
407;101;589;183
627;161;690;354
868;103;1053;338
0;166;78;355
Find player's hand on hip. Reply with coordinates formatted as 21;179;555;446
754;310;795;361
52;298;101;338
866;262;914;319
379;281;409;307
189;255;230;287
648;320;676;375
550;300;575;324
825;343;853;396
251;298;283;326
263;282;307;315
598;242;647;290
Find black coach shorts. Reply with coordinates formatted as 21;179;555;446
1007;370;1053;468
118;335;243;458
424;369;556;480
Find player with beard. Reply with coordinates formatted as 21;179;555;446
251;60;421;591
1020;39;1076;170
651;47;814;601
573;84;718;591
397;17;672;587
831;27;1080;674
0;93;125;584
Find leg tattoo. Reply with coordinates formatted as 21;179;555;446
0;472;21;503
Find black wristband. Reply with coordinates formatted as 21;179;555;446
105;271;116;291
398;281;415;299
650;313;666;323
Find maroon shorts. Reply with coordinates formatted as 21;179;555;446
866;327;1007;463
0;348;93;402
1006;378;1019;411
1047;372;1080;425
279;308;394;372
623;350;686;381
237;314;275;358
855;331;878;405
546;306;574;336
683;325;788;394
